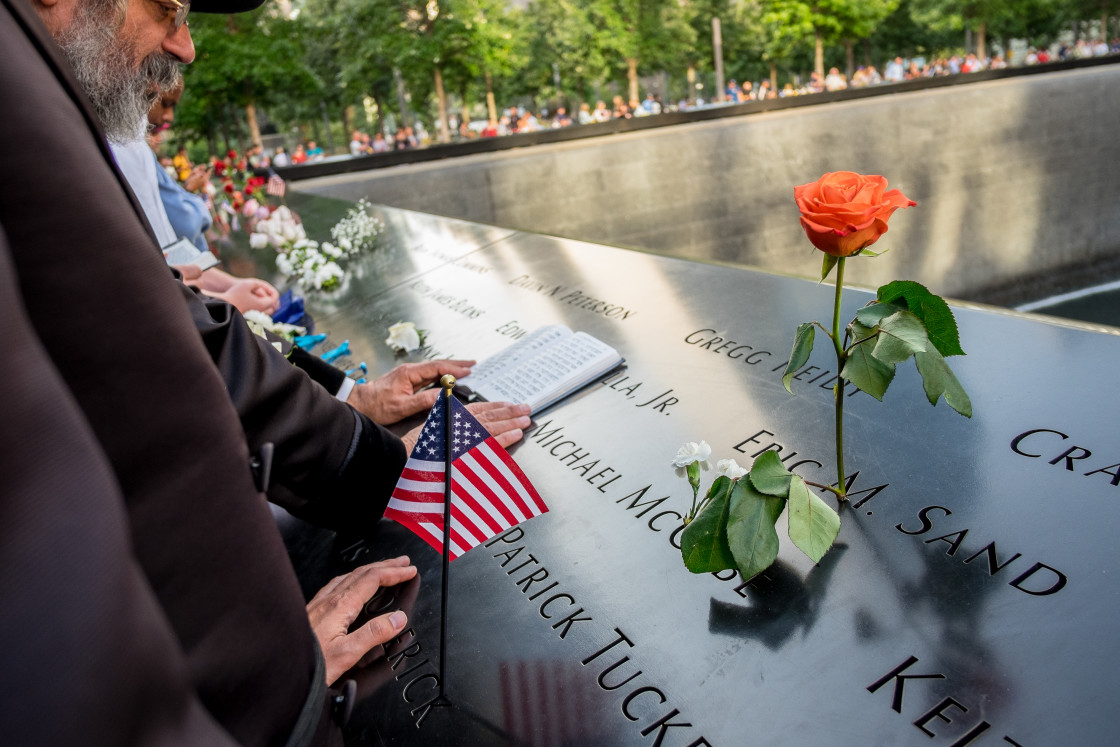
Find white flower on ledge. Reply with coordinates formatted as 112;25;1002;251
672;440;711;477
385;321;422;353
716;458;748;481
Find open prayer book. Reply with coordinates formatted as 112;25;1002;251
456;325;623;412
163;237;219;270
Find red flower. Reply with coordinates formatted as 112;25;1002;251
227;149;237;159
793;172;916;257
213;161;227;176
223;182;234;194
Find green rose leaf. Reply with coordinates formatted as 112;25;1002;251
871;309;929;364
787;476;841;564
680;477;737;573
821;253;839;281
782;323;816;394
917;297;966;357
854;302;896;329
914;348;973;418
842;339;896;400
877;280;965;357
727;479;786;583
748;450;793;497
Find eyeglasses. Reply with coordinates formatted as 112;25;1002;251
153;0;191;30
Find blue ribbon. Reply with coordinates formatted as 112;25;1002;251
322;340;350;364
294;333;327;350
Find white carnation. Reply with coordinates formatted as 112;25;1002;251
716;458;748;481
385;321;421;352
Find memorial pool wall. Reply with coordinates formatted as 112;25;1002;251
295;64;1120;303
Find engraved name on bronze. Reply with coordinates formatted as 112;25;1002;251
507;274;636;320
1010;428;1120;487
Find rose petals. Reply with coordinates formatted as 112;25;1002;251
794;172;916;257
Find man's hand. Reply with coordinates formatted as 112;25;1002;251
346;359;476;425
305;556;418;686
400;401;532;455
217;278;280;314
183;165;212;193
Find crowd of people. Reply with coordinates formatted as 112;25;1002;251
161;38;1119;168
335;38;1120;152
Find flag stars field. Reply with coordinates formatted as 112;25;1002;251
384;396;548;560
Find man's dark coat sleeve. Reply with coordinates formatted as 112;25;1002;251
0;0;400;741
185;287;406;529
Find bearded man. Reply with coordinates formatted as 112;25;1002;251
0;0;528;743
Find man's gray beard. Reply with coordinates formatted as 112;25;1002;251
55;5;184;142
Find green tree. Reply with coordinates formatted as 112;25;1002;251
589;0;696;106
316;0;405;139
910;0;1021;58
754;0;816;85
182;9;318;152
525;0;609;113
826;0;901;77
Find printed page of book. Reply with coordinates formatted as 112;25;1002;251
163;237;219;270
469;331;622;411
458;324;572;391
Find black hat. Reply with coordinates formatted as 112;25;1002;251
191;0;268;14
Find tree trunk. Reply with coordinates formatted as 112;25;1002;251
219;107;232;155
433;66;450;143
319;100;335;154
815;30;824;77
711;17;724;102
687;65;696;105
863;38;872;68
394;68;410;128
245;101;262;152
770;61;778;93
627;57;639;105
342;106;353;139
372;91;387;139
458;83;470;137
225;101;245;155
1102;7;1109;41
844;39;854;79
485;71;498;125
976;20;986;60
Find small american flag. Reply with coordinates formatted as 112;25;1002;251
385;396;546;560
266;173;286;197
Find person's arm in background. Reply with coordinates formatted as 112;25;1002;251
181;267;280;314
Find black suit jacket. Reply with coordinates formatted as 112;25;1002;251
0;0;404;742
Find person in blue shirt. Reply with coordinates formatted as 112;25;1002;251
149;82;210;253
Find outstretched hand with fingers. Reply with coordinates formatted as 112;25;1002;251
347;359;476;425
305;556;418;685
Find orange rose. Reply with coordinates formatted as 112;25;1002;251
794;171;916;257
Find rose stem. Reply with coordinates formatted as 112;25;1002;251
832;256;847;500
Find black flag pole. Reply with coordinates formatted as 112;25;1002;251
433;374;456;707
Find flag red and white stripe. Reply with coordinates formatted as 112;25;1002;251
266;173;286;197
385;396;546;560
